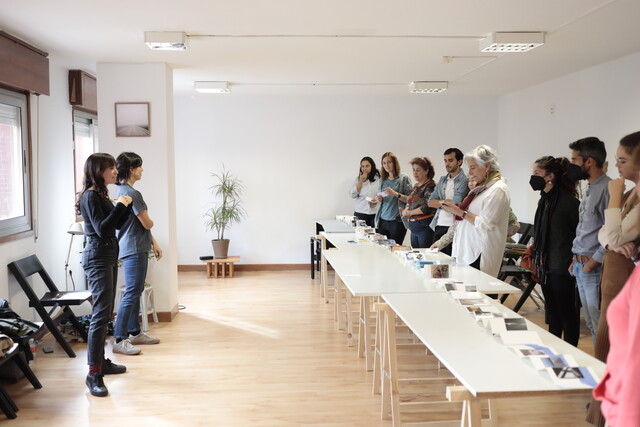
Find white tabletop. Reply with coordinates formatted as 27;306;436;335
382;292;606;397
315;219;354;233
323;245;520;296
321;232;359;249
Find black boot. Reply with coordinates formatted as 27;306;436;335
102;358;126;375
86;373;108;397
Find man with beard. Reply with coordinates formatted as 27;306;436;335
427;148;469;254
567;137;610;346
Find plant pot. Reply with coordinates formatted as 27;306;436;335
211;239;230;259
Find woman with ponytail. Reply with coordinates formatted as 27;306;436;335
530;156;580;345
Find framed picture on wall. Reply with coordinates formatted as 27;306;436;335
115;102;150;137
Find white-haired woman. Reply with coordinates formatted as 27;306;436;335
439;145;511;277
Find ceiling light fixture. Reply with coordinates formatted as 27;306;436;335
479;32;545;53
144;31;187;51
194;81;230;93
409;81;448;94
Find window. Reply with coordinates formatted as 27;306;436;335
73;109;97;198
0;87;31;240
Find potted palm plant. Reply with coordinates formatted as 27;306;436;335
204;168;246;258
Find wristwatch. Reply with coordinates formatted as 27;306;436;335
462;211;468;219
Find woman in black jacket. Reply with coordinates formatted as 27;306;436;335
77;153;132;397
529;156;580;345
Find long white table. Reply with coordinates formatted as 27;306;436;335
322;245;520;372
315;219;354;233
380;292;606;425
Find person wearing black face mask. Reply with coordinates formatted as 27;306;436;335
567;137;610;347
530;156;580;346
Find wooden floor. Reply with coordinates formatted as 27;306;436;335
3;270;596;426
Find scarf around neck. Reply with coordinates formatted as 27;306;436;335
455;172;501;221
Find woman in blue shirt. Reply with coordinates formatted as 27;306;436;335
375;152;412;245
113;152;163;356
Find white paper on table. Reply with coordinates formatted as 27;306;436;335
449;291;485;300
489;317;528;335
530;354;578;370
500;331;543;345
545;366;599;388
509;344;558;358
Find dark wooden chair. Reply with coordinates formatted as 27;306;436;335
7;255;91;358
0;342;42;419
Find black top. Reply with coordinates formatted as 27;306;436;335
80;190;130;240
536;189;580;274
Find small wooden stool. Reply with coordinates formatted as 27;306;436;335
201;256;240;278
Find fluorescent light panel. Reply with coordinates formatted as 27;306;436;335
145;31;187;51
480;32;545;53
194;81;230;93
410;81;448;94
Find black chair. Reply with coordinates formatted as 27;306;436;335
498;265;542;312
7;255;91;358
310;237;322;279
0;342;42;419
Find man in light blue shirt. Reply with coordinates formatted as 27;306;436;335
427;148;469;254
567;137;610;345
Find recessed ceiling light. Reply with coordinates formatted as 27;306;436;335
194;81;230;94
479;32;545;53
145;31;187;51
409;81;448;94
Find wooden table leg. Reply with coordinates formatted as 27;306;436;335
363;296;372;370
221;262;226;278
214;262;218;278
345;287;354;347
229;262;234;278
372;306;384;395
207;263;213;278
335;275;344;330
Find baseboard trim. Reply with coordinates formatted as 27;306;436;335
144;303;179;323
179;264;309;272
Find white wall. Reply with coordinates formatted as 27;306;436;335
1;55;92;320
97;63;179;314
498;51;640;224
174;94;498;264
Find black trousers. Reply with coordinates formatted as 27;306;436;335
354;212;375;228
377;218;407;245
541;273;580;346
433;225;452;255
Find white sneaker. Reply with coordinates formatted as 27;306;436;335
112;338;141;355
128;332;160;345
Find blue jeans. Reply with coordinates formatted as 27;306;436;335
82;237;119;366
573;261;601;343
115;252;149;339
407;218;434;248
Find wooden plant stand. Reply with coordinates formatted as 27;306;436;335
202;256;240;278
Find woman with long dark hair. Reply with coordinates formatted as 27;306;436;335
112;152;162;356
77;153;132;397
349;156;380;227
529;156;580;345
